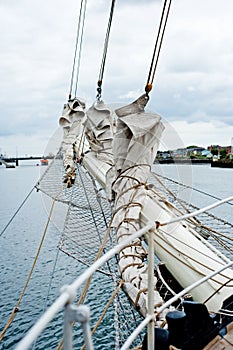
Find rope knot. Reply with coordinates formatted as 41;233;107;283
155;221;160;229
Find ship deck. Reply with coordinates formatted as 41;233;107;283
204;323;233;349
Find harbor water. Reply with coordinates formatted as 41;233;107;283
0;162;232;349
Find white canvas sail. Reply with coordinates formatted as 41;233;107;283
109;94;165;316
59;98;86;186
84;100;114;165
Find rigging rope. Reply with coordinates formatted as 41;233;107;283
32;236;61;350
76;203;115;304
151;172;233;254
0;186;35;237
80;280;123;350
69;0;87;99
56;210;115;350
96;0;116;101
74;0;87;98
0;188;63;342
145;0;172;94
153;171;233;207
56;280;123;350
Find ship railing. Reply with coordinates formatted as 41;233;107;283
15;196;233;350
120;260;233;350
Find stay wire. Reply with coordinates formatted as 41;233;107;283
153;171;233;207
146;0;168;87
74;0;87;97
145;0;172;94
32;241;61;350
151;0;172;83
0;186;35;237
96;0;116;101
69;0;87;99
0;189;62;341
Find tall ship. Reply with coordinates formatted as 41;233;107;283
0;1;232;349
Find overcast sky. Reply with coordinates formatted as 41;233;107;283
0;0;233;156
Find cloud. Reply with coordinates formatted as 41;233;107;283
160;120;233;150
0;0;232;156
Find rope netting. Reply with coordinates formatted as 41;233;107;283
37;152;70;203
59;165;114;273
37;155;146;348
37;153;233;272
36;154;233;347
37;154;113;270
150;171;233;259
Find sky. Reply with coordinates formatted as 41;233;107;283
0;0;233;157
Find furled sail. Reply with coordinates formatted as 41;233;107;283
59;98;86;187
83;100;114;165
109;94;165;317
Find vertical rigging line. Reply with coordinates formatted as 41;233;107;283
69;0;87;99
74;0;87;97
146;0;168;86
151;0;172;84
97;0;116;101
145;0;172;94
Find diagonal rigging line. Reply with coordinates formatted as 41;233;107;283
80;280;124;350
77;165;108;246
0;186;35;237
56;168;116;350
150;173;233;243
0;188;63;342
153;171;233;207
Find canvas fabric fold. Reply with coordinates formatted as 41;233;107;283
59;98;86;186
110;94;165;317
84;100;114;165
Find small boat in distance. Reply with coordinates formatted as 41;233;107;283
40;159;48;166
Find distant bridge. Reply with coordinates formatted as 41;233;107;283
0;156;46;167
0;159;15;168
